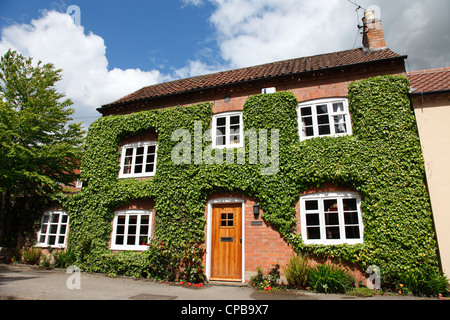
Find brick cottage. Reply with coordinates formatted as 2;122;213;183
34;8;440;285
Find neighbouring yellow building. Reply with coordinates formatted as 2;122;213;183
409;67;450;277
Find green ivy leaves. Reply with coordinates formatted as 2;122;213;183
63;75;439;285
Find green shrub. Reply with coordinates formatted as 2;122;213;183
282;254;310;289
309;264;355;294
53;249;76;269
21;247;41;265
399;269;449;297
250;265;280;291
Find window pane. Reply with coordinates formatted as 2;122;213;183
50;224;58;234
134;165;143;174
59;224;67;235
141;215;150;225
146;154;155;163
48;236;56;245
216;117;226;126
325;212;339;226
301;107;312;116
343;199;357;211
333;102;344;113
117;216;126;225
229;135;240;144
127;236;136;245
116;225;125;234
316;105;328;114
230;124;240;134
147;145;156;154
145;164;154;173
139;236;148;244
129;215;137;225
58;236;65;244
324;199;338;211
306;214;320;226
39;235;46;243
307;227;321;239
135;155;144;165
345;226;360;239
136;147;144;155
216;136;225;146
230;116;240;125
42;214;50;223
305;127;314;137
51;214;60;223
140;225;149;235
128;225;136;235
326;227;340;239
115;235;124;245
334;116;347;133
40;224;48;233
318;125;331;136
305;200;318;211
344;211;359;225
317;115;329;125
302;117;313;126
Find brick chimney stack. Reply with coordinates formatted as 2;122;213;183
362;8;387;51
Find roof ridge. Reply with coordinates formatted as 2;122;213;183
100;47;404;110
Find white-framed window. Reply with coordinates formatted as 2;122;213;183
119;141;158;178
36;211;69;248
111;210;153;251
297;98;352;141
300;192;363;245
212;112;244;148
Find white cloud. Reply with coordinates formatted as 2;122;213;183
207;0;356;68
0;10;163;128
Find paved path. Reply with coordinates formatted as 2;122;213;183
0;263;437;301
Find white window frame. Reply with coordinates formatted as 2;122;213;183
299;192;363;245
212;112;244;149
110;210;153;251
36;211;69;248
119;141;158;178
297;98;352;141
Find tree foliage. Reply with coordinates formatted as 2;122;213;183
0;49;84;245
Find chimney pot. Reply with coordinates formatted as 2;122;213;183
362;7;386;51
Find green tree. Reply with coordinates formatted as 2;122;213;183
0;49;84;246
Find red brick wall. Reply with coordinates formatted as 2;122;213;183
203;186;367;283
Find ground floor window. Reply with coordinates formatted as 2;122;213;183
111;210;153;251
300;192;363;245
36;211;69;248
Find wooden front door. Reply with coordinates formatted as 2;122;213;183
211;203;242;281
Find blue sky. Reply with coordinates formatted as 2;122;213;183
0;0;218;71
1;0;449;128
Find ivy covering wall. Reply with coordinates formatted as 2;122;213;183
62;75;439;285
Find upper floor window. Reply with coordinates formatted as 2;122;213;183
119;141;158;178
36;211;69;248
297;98;352;141
212;112;244;148
299;192;363;245
111;210;153;251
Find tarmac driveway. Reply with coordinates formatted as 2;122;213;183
0;263;437;301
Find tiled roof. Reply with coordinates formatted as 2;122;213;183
408;67;450;94
100;48;405;109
